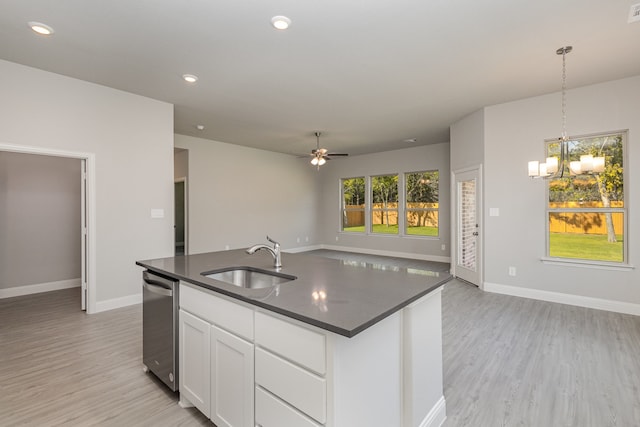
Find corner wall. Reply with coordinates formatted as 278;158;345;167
0;152;81;294
174;134;319;254
481;75;640;311
316;144;451;261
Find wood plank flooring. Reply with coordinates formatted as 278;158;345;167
0;288;211;427
442;280;640;427
1;251;639;426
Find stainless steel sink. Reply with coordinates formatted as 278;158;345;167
201;267;296;289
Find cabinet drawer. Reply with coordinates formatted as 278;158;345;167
255;311;325;374
255;348;326;424
255;386;322;427
180;283;253;340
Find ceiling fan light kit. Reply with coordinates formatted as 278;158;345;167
309;132;348;169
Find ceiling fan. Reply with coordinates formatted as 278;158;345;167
309;132;348;169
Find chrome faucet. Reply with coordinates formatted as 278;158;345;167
246;236;282;270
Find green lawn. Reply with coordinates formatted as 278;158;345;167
343;225;438;236
549;232;623;262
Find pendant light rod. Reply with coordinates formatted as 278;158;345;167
557;46;572;142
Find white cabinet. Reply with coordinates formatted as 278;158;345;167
179;310;210;417
211;325;254;427
179;283;254;427
180;281;446;427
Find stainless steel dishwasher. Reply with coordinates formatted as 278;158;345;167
142;270;179;391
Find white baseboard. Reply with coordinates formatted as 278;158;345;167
484;282;640;316
94;293;142;313
283;244;323;253
0;278;81;299
420;396;447;427
319;244;451;264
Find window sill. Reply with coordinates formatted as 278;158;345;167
540;257;635;271
338;231;440;240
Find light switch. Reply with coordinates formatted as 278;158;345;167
151;208;164;219
489;208;500;217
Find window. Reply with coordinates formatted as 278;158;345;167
341;177;365;232
546;131;626;263
405;171;439;236
371;174;399;234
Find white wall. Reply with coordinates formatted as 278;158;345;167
0;60;174;310
174;134;319;253
454;75;640;311
450;108;484;172
0;152;81;289
316;144;451;261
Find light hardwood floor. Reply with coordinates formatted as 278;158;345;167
1;252;639;426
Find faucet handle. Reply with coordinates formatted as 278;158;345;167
266;235;280;247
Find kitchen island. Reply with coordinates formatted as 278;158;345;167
137;249;451;427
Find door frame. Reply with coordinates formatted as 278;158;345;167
451;165;483;289
0;143;97;313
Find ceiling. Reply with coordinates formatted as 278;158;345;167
1;1;639;157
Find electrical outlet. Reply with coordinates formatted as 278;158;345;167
305;236;309;242
296;237;300;243
225;245;230;250
441;244;446;251
508;266;516;276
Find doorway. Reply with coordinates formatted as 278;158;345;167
453;166;482;287
174;178;187;256
0;144;96;312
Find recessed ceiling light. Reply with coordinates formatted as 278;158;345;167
196;125;205;131
271;16;291;30
28;21;54;36
404;138;417;143
182;74;198;83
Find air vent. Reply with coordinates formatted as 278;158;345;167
629;3;640;23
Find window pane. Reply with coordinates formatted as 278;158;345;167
371;174;398;234
545;132;626;264
405;171;439;236
548;212;624;262
341;177;365;232
406;210;438;236
548;134;624;207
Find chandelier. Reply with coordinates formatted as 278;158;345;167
527;46;605;178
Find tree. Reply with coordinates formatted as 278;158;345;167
406;171;439;226
547;134;623;243
343;177;365;206
593;135;624;242
372;175;398;227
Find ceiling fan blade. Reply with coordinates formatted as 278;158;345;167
326;153;349;157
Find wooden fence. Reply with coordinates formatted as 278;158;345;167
548;201;624;235
343;203;439;227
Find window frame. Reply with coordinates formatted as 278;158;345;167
370;173;400;235
544;130;629;267
337;170;440;240
404;170;440;238
340;176;366;233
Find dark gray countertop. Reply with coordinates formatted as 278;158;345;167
136;249;451;337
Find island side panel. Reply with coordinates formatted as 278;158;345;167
329;311;403;426
402;286;446;427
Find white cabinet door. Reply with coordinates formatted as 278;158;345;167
211;326;254;427
179;310;211;417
